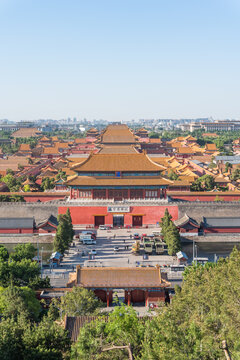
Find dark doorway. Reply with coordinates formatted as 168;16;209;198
94;216;105;227
132;216;142;227
113;215;124;227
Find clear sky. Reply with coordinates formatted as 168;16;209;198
0;0;239;121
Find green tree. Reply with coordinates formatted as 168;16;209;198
149;132;159;138
164;221;181;256
6;168;14;175
160;209;172;240
0;314;70;360
1;174;20;191
168;170;179;180
65;208;74;241
54;211;74;254
140;248;240;359
0;285;41;321
71;305;145;360
191;174;216;191
10;243;36;262
231;168;240;181
225;161;232;173
56;170;67;181
23;184;31;192
52;287;101;319
41;177;55;191
0;259;40;287
0;245;9;261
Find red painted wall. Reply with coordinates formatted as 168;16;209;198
23;194;67;202
204;228;240;233
169;192;240;201
0;228;33;234
58;205;178;226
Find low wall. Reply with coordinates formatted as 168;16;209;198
169;191;240;201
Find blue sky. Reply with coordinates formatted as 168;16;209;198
0;0;239;121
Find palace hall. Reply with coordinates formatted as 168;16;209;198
61;124;178;227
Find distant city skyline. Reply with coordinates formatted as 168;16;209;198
0;0;240;121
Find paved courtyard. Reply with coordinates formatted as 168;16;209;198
44;227;179;288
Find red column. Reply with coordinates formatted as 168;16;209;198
70;188;72;199
106;189;109;199
106;291;110;307
128;189;130;199
145;290;148;307
77;189;80;198
143;189;146;199
91;189;94;199
164;189;167;199
127;291;131;306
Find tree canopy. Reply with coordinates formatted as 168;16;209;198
54;209;74;254
190;174;216;191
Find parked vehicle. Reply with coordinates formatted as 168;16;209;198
80;234;97;245
134;233;140;240
144;241;153;255
89;249;97;255
131;241;140;254
155;241;166;255
98;225;111;230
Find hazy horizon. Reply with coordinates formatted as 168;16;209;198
0;0;240;121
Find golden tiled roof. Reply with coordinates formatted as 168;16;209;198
177;147;195;154
40;136;51;142
19;144;31;151
12;128;41;138
98;145;138;154
65;175;172;186
168;141;182;148
42;147;60;154
202;133;219;138
101;124;136;144
149;157;169;166
75;266;169;288
185;135;197;141
55;142;69;149
205;143;217;151
71;153;166;172
74;138;87;144
149;138;161;143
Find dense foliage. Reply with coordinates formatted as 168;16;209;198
0;244;50;289
0;314;70;360
51;287;102;319
72;248;240;359
41;177;55;191
190;174;216;191
0;194;25;202
54;209;74;254
160;209;181;255
71;305;145;360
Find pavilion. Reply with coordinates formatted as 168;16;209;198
67;265;170;307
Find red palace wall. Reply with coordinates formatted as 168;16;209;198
58;205;178;226
0;228;33;234
204;228;240;234
169;192;240;201
23;194;67;202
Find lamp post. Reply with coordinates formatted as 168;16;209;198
41;247;43;278
193;240;195;264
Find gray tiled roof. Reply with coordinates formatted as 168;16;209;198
203;217;240;228
0;217;34;229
